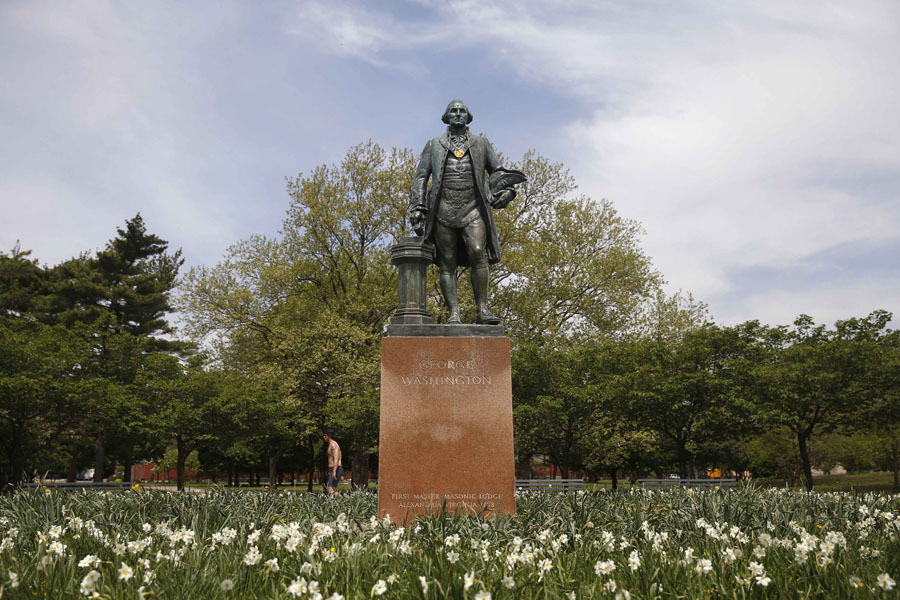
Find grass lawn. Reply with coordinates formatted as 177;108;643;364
752;471;898;493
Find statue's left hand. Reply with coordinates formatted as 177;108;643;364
491;188;516;209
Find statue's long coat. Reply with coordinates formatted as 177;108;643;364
410;131;502;266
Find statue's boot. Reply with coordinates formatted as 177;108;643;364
440;269;461;324
472;264;501;325
475;308;501;325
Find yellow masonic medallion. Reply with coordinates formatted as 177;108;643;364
454;149;465;158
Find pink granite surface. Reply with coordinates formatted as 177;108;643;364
378;336;516;525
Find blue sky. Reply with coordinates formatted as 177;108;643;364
2;0;898;327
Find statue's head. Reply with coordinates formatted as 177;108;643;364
441;99;473;126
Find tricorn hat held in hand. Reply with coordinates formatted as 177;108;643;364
489;168;527;195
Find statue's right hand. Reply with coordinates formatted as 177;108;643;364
410;210;426;236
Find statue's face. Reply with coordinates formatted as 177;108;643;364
446;103;469;128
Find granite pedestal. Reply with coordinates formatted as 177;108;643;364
378;332;516;525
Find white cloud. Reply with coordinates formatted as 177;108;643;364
0;1;268;266
551;4;900;322
287;2;450;69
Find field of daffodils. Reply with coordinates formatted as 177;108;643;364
0;486;897;598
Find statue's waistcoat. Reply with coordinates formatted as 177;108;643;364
437;153;479;228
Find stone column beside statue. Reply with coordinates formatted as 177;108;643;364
389;237;434;326
378;100;525;525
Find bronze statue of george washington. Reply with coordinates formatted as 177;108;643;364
409;100;524;325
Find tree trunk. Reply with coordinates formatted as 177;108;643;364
515;453;531;479
67;452;79;483
268;455;278;489
888;435;899;492
797;430;814;492
176;435;186;492
122;452;133;483
307;439;315;493
93;429;105;483
7;433;26;488
351;446;369;490
610;469;618;491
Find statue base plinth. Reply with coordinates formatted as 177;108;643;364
385;323;505;337
378;336;516;525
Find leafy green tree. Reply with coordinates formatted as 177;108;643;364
748;311;890;491
155;447;201;481
579;418;659;488
0;245;48;316
743;428;804;485
0;318;85;487
627;324;754;478
576;341;661;487
0;247;87;487
139;354;224;491
47;215;184;482
491;152;661;345
811;433;877;474
863;325;900;489
872;427;900;491
636;289;709;343
214;373;296;487
513;345;597;479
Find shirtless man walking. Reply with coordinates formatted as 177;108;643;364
323;430;343;495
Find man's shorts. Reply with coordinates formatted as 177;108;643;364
328;466;344;488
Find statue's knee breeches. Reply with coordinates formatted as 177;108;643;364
462;218;488;268
467;246;487;268
433;221;459;271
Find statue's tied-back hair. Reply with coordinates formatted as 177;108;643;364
441;99;473;124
